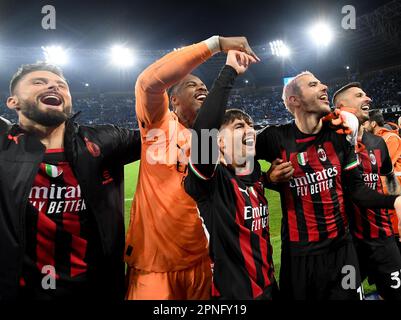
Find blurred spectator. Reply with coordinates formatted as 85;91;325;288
1;65;400;128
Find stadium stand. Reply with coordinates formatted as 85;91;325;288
1;65;400;128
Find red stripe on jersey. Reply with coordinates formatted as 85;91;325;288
212;281;221;297
296;136;316;144
19;277;26;287
290;150;320;241
70;236;88;277
282;150;299;241
323;142;348;228
231;179;262;299
249;183;271;288
64;213;88;277
45;148;65;153
36;212;56;272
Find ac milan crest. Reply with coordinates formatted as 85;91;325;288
317;147;327;162
369;152;377;165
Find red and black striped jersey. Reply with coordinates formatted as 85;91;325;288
350;131;394;240
22;149;94;295
257;122;397;255
257;122;359;255
185;162;275;299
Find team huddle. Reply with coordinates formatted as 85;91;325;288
1;35;401;301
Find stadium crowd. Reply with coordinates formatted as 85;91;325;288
1;65;400;127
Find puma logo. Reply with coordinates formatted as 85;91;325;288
238;187;249;196
7;133;24;144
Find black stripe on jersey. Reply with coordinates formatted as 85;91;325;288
25;205;39;269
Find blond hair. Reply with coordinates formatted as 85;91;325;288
282;71;314;114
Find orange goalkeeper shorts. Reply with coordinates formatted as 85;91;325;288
125;256;211;300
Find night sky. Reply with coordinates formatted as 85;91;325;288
0;0;392;49
0;0;396;91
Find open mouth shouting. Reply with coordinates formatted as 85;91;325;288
361;103;370;112
319;93;329;104
194;91;208;103
242;134;255;147
39;92;64;108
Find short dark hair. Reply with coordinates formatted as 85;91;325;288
332;82;362;106
368;109;385;127
9;62;66;95
221;109;253;128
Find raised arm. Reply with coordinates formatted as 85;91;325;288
189;50;256;179
135;36;259;127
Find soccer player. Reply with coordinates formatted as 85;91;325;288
0;63;141;301
184;50;276;299
365;109;401;248
333;82;401;300
256;71;401;300
124;36;259;300
364;110;401;175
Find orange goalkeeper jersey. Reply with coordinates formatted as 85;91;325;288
125;42;212;271
376;126;401;235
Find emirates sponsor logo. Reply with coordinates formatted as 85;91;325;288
289;166;339;196
244;204;269;232
30;184;82;199
29;184;86;215
362;172;379;190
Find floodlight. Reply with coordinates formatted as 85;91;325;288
41;45;68;66
308;22;334;47
269;40;291;57
111;45;135;68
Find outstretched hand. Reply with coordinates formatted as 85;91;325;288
322;108;353;135
226;50;258;75
219;36;260;62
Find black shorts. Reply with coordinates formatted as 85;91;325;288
354;237;401;300
279;239;363;300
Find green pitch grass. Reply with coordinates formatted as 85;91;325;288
123;160;376;296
